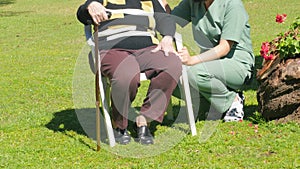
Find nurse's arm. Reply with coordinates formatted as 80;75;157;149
180;39;234;66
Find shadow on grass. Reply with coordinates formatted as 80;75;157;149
240;55;264;123
0;0;32;17
45;108;97;150
45;107;186;150
45;109;85;134
0;0;15;6
148;105;187;135
244;105;259;120
242;55;264;91
45;104;261;151
0;11;32;17
46;108;136;150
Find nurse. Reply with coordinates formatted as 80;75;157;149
167;0;255;121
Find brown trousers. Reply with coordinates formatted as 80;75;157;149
100;46;182;129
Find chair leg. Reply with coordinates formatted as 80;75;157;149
173;33;197;136
181;65;197;136
166;98;174;120
98;76;116;147
101;103;116;147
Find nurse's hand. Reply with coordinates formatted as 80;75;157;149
178;47;197;65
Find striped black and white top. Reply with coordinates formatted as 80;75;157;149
77;0;176;50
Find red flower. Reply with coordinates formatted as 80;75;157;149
264;54;275;60
261;42;270;51
260;42;274;60
260;42;269;53
276;14;287;23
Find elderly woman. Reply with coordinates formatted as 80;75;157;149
77;0;182;144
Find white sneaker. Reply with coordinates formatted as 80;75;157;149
224;93;244;122
238;92;245;105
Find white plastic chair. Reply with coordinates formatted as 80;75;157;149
85;23;196;149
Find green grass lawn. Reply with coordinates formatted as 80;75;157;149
1;0;299;168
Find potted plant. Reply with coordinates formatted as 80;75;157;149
256;15;300;123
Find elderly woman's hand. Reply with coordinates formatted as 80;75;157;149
87;1;109;25
151;35;176;56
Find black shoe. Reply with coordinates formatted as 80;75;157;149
113;128;131;145
137;126;154;145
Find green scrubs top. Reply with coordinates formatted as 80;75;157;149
172;0;254;67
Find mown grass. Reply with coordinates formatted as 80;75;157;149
0;0;299;168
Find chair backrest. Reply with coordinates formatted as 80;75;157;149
85;24;148;81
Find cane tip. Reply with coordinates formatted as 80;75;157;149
97;145;101;151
